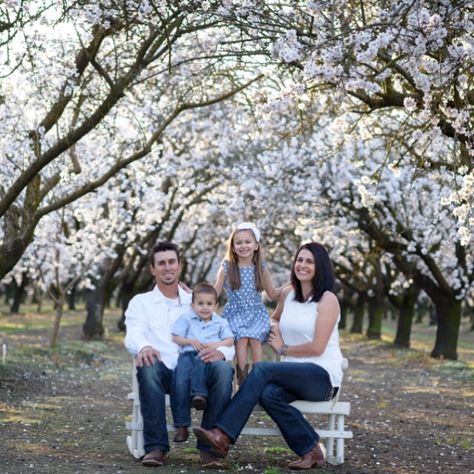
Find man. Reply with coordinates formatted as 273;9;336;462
124;241;234;468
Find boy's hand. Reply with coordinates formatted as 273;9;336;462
190;339;205;351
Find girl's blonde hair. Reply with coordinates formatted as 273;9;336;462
225;228;264;291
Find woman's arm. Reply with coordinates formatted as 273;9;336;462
268;292;339;357
214;263;226;297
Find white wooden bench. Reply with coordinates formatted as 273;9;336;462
126;359;352;465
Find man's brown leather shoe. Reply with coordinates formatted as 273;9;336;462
191;395;207;410
173;426;189;442
200;450;225;469
193;427;231;458
288;442;326;470
142;447;166;466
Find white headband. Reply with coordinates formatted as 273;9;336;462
236;222;261;242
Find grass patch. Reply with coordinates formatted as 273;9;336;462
263;447;292;455
376;396;388;409
435;437;473;449
263;468;282;474
181;447;200;454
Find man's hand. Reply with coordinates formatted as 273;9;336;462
136;345;161;367
199;347;225;363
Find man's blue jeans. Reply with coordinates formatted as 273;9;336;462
137;358;233;453
215;361;335;457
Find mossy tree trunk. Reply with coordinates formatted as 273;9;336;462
366;296;384;340
351;291;365;334
9;272;28;314
83;283;105;340
50;293;65;348
431;297;462;360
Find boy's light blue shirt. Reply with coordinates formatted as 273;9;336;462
172;309;234;353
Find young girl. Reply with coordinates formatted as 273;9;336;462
214;222;281;385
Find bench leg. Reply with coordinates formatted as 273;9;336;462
326;413;336;462
335;414;345;465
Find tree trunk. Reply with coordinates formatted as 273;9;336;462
351;292;365;334
67;284;77;310
393;287;419;348
50;295;64;347
338;309;347;330
430;298;461;360
366;296;383;340
83;285;105;340
9;272;28;314
116;280;135;332
394;303;415;348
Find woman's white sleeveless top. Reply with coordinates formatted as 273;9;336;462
279;290;343;387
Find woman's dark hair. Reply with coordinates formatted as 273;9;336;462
290;242;335;303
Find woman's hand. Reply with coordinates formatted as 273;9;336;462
267;329;284;352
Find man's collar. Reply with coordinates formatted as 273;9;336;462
152;285;190;304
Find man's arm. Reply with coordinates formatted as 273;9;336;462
124;296;153;355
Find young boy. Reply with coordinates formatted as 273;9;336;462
170;282;234;442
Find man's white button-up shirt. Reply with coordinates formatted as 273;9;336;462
124;285;234;369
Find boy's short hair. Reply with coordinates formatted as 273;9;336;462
192;282;218;303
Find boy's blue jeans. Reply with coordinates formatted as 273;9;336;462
215;361;335;457
173;351;209;402
136;356;233;453
171;351;233;428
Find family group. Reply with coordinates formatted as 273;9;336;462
124;222;344;470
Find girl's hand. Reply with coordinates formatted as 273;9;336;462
179;281;192;293
270;319;281;331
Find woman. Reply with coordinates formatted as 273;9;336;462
194;242;344;470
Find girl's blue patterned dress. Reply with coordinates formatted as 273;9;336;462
221;260;270;342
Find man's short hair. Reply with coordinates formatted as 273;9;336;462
150;241;180;266
192;282;218;303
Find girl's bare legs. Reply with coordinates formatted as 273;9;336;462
249;338;263;364
235;338;249;369
235;338;250;386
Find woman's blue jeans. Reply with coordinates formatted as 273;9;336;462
137;359;233;453
215;361;334;456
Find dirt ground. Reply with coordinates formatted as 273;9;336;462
0;309;473;474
